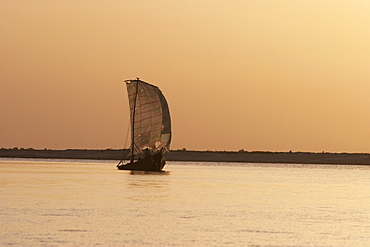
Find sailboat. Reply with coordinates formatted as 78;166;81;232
117;78;172;171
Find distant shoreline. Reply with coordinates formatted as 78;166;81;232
1;148;370;165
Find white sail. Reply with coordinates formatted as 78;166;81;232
126;79;171;154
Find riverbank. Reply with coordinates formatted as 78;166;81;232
1;148;370;165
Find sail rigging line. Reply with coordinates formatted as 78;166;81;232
118;96;132;166
124;122;130;149
118;123;130;164
118;142;142;165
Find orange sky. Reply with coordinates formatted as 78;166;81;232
1;1;370;152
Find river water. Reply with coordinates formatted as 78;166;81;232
1;159;369;246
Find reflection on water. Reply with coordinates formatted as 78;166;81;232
1;159;369;246
130;170;170;175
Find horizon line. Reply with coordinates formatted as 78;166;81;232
1;147;369;155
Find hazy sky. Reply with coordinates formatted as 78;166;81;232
1;1;370;152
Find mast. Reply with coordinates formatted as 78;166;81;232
130;78;140;163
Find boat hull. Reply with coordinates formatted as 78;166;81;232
117;150;166;171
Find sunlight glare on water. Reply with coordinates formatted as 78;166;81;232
1;159;369;246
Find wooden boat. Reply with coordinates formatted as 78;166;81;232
117;78;171;171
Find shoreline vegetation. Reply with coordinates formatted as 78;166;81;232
1;148;370;165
